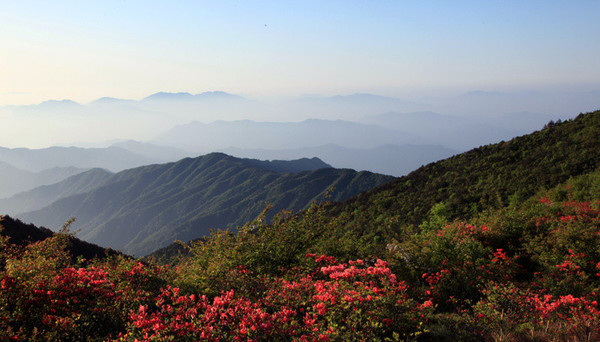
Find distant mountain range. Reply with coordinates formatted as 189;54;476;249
142;91;247;102
324;110;600;241
152;119;430;152
0;89;591;192
152;111;557;153
0;110;563;188
0;162;85;199
0;146;159;172
360;111;552;149
2;89;593;148
0;168;113;214
16;153;393;256
149;110;600;265
220;144;458;177
0;143;190;198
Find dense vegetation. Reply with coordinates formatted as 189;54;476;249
321;111;600;256
2;110;600;340
153;110;600;263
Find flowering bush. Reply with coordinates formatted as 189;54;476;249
116;256;432;341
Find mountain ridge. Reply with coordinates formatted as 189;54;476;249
16;153;392;256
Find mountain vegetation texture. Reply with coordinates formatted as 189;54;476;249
152;111;600;263
324;111;600;252
17;153;392;256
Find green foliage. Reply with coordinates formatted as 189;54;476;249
329;110;600;245
419;202;451;232
175;203;327;296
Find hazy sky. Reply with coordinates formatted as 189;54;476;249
1;0;599;106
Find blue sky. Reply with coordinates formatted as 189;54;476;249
1;0;599;105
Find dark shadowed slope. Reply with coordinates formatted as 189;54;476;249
0;215;120;260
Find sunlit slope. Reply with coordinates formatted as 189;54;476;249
328;111;600;242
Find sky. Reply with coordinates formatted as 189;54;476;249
1;0;599;106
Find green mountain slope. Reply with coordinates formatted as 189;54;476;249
17;153;393;256
326;111;600;243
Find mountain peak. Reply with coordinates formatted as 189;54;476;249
194;91;244;100
37;99;82;109
143;92;195;101
89;97;136;105
142;91;245;102
17;151;393;256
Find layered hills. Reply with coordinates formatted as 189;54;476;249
151;110;600;262
151;119;429;151
220;144;458;177
0;145;163;172
16;153;394;256
0;168;113;214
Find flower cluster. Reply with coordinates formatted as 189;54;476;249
117;257;432;341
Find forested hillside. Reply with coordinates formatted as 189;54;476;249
323;111;600;253
17;153;393;256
